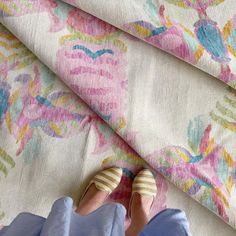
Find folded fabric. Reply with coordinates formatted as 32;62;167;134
0;0;236;234
61;0;236;89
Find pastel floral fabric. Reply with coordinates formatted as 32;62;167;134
0;0;236;235
62;0;236;88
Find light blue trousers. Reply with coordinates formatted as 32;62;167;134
0;197;192;236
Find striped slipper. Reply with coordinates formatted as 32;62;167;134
90;167;123;193
129;169;157;217
132;169;157;196
79;167;123;203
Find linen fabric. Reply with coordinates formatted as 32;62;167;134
0;0;236;235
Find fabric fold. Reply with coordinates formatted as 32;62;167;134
0;22;170;225
60;0;236;89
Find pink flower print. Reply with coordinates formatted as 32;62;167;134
56;39;127;124
67;8;117;36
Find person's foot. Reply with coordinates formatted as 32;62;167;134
75;184;108;215
126;169;157;236
75;167;123;215
130;192;153;220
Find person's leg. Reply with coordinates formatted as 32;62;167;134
126;169;157;236
138;208;192;236
125;193;153;236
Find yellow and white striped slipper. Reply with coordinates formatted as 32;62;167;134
90;167;123;193
77;167;123;208
128;169;157;218
132;169;157;197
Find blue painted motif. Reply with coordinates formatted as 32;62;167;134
194;19;230;62
0;89;8;123
73;45;114;59
151;26;167;36
36;95;52;107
